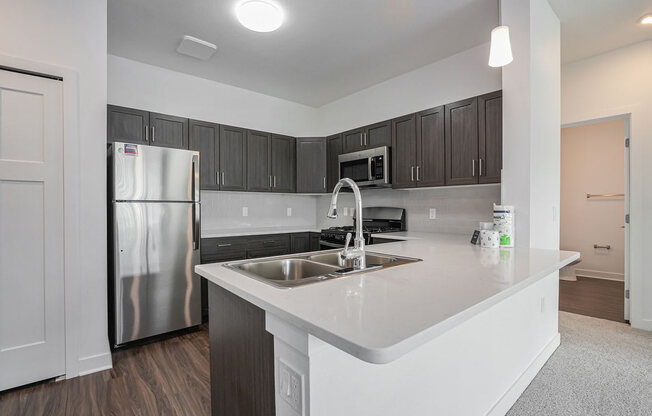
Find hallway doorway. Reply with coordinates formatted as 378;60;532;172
559;116;629;323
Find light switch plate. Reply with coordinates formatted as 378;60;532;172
429;208;437;219
278;359;302;414
242;207;248;217
287;207;292;217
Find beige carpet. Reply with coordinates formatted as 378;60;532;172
508;311;652;415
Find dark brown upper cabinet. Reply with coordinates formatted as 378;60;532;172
326;134;343;192
391;114;417;189
219;125;248;191
391;107;445;189
148;112;189;149
107;105;150;144
445;97;479;186
270;134;296;193
189;120;219;191
342;120;391;153
342;127;365;153
416;106;446;187
478;91;502;184
296;137;327;193
246;130;272;192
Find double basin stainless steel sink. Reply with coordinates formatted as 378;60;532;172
224;250;422;288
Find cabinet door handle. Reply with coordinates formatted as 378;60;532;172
145;125;149;141
151;126;155;142
217;243;232;248
360;133;363;147
411;166;414;181
472;160;476;177
364;132;367;146
274;176;277;188
222;171;225;184
416;166;420;181
216;171;220;185
479;159;483;176
269;175;272;188
323;177;326;190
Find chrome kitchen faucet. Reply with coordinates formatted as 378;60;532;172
326;178;367;270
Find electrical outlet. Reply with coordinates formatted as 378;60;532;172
429;208;437;219
342;207;348;216
278;359;302;413
242;207;248;217
350;207;355;217
287;207;292;217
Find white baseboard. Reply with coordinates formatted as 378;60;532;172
575;268;624;281
487;333;561;416
76;352;113;377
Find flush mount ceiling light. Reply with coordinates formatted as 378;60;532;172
639;14;652;25
236;0;284;32
488;0;514;67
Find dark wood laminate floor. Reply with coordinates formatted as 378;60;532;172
0;327;210;416
559;276;625;323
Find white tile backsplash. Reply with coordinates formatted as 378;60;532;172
201;191;318;232
316;184;501;235
202;184;501;236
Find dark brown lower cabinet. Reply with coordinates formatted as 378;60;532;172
209;284;275;416
291;232;311;253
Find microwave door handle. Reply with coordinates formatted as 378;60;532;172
368;157;374;181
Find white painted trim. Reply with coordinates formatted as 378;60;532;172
77;352;113;376
561;113;630;129
487;333;561;416
575;269;624;282
0;54;111;379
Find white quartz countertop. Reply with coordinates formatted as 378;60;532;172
195;233;579;364
370;231;431;240
202;226;321;238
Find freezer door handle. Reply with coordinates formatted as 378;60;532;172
192;202;201;250
191;154;200;201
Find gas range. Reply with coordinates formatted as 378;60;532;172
319;207;406;249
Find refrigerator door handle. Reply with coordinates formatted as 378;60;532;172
192;202;201;250
191;154;200;201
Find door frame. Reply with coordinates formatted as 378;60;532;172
561;113;631;322
0;54;109;380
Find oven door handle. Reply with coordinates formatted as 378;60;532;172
319;240;344;248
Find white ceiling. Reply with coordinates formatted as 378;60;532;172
108;0;497;107
108;0;652;107
548;0;652;63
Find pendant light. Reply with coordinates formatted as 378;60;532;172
488;0;513;67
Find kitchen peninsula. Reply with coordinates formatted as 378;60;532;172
196;234;579;416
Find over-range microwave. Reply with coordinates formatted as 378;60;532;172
338;146;391;187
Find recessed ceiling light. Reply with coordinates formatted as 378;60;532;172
236;0;284;32
640;14;652;25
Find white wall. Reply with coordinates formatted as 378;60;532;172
0;0;111;375
561;40;652;330
316;43;502;135
108;55;319;137
502;0;561;250
560;119;625;280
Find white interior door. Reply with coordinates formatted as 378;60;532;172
0;69;65;390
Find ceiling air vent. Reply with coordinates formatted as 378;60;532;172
176;35;217;60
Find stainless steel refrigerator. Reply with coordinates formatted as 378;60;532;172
109;142;201;347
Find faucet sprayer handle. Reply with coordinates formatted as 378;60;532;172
344;232;352;251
